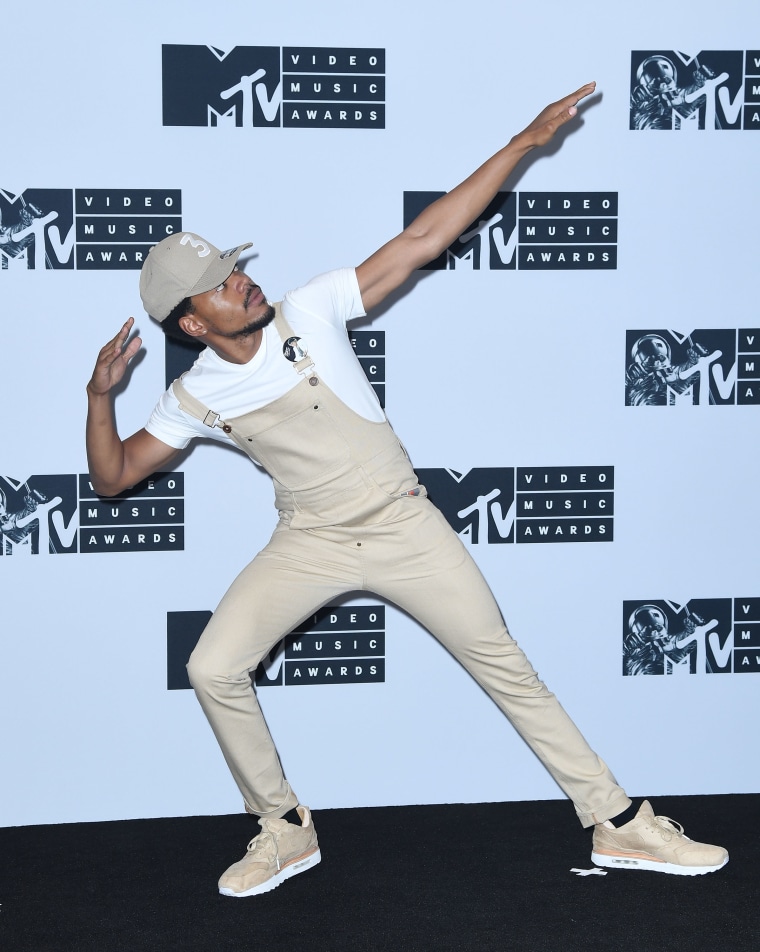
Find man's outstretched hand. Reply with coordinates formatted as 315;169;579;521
512;81;597;150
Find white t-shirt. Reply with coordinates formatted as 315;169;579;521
146;268;385;449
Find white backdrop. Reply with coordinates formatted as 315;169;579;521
2;0;759;827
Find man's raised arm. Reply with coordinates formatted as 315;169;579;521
86;317;179;497
356;82;596;311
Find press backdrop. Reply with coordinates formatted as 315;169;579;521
2;0;759;827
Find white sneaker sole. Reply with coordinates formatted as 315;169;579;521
591;850;728;876
219;847;322;898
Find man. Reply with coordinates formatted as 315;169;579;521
86;83;728;897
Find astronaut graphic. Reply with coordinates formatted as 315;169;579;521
0;188;78;269
630;55;714;129
0;203;35;256
625;334;710;405
0;484;60;554
623;599;735;676
1;201;40;264
624;604;702;675
0;198;60;269
624;329;737;407
629;50;744;131
0;475;79;555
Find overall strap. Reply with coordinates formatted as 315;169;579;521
273;302;317;380
171;375;231;433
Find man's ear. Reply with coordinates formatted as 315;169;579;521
178;314;207;338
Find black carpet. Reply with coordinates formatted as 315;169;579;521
1;795;757;952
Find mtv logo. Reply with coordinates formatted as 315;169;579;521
625;328;738;406
0;474;78;555
404;192;517;270
630;50;744;130
0;189;74;269
622;597;733;676
162;45;282;127
416;468;515;544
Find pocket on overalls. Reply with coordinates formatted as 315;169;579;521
290;467;385;528
362;441;428;500
240;403;352;490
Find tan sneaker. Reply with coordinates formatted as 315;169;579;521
218;805;321;897
591;800;728;876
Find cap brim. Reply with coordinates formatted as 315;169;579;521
187;242;253;298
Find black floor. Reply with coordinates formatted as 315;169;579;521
1;795;757;952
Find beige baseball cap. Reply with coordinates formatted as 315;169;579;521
139;232;253;321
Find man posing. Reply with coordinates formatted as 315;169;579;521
86;83;727;897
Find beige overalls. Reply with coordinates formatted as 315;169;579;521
179;307;630;827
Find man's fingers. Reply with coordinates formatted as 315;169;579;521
524;81;597;143
106;317;135;350
106;334;141;367
559;82;596;116
115;316;135;345
566;81;596;109
121;336;142;362
543;82;596;134
575;80;597;100
552;82;596;121
99;318;138;362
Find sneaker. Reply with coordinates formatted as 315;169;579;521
218;805;321;898
591;800;728;876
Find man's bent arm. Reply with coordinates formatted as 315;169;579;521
356;82;595;311
86;317;179;497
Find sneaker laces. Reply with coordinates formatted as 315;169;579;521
649;814;686;842
246;829;281;870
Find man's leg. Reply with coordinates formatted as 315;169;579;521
362;500;629;827
361;500;727;874
187;522;362;816
186;522;362;897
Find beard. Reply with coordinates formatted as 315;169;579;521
223;303;276;340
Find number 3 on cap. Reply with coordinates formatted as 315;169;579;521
180;234;211;257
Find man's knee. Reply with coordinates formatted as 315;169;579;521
186;646;256;695
186;649;210;692
186;648;244;694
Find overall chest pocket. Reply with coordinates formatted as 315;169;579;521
239;401;352;490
